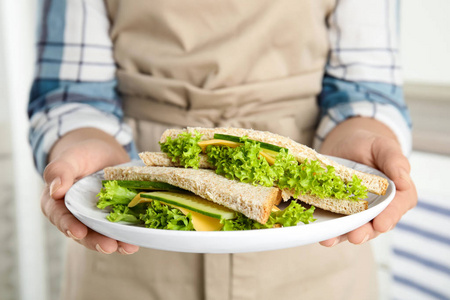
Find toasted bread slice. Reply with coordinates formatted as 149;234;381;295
159;127;388;196
281;190;368;215
140;152;214;169
104;166;281;224
139;152;368;214
138;152;281;206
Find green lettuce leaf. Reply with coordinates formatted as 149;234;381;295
159;133;368;201
106;204;143;224
96;181;138;209
221;201;316;231
140;200;194;231
97;182;194;229
220;213;255;231
159;131;203;168
254;201;316;229
347;175;368;200
208;143;367;201
96;179;317;231
206;138;276;187
273;149;367;201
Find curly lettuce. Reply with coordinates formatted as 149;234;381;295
207;142;367;201
97;180;138;209
97;181;194;230
159;131;203;168
260;201;316;228
221;201;316;231
206;138;276;187
159;133;368;201
96;181;315;231
106;205;143;224
273;149;367;200
140;200;194;231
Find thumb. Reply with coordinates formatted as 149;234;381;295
43;157;79;200
372;137;412;191
43;138;130;200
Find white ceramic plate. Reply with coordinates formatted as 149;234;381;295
65;158;395;253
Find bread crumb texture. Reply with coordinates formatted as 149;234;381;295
160;127;388;195
104;166;280;224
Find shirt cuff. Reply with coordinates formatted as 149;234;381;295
313;102;412;157
29;103;138;174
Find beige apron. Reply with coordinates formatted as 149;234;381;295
62;1;378;299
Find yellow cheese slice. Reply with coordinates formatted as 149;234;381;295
258;151;276;165
128;193;144;207
197;139;241;152
175;206;223;231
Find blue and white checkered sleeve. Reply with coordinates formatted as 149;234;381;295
314;0;412;156
29;0;138;174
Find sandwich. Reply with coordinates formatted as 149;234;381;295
139;127;389;215
97;166;316;231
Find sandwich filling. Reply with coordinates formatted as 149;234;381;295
160;131;368;201
97;180;315;231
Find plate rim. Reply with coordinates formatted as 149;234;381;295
65;156;396;253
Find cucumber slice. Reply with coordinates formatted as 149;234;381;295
141;192;236;220
102;180;184;191
213;133;286;152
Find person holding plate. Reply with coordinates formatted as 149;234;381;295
29;0;417;299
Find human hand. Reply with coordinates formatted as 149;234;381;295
41;128;139;254
318;118;417;247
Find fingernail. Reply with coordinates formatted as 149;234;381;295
49;177;62;196
386;224;394;232
96;244;111;254
66;230;80;240
359;234;370;245
118;247;131;255
399;169;412;188
330;237;340;247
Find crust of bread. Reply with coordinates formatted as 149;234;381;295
104;166;281;224
160;127;388;196
139;152;213;169
139;152;282;205
281;190;368;215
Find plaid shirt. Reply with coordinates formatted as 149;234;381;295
29;0;411;174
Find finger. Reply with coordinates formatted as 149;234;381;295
372;137;413;192
319;237;339;247
321;222;384;247
41;187;89;239
117;242;140;255
370;137;418;233
347;183;417;243
43;138;130;200
346;222;381;244
371;203;400;233
372;185;417;233
78;229;119;254
43;159;79;200
60;211;89;240
319;235;348;247
71;229;139;255
42;189;132;254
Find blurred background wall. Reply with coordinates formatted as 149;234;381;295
401;0;450;85
0;1;449;300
